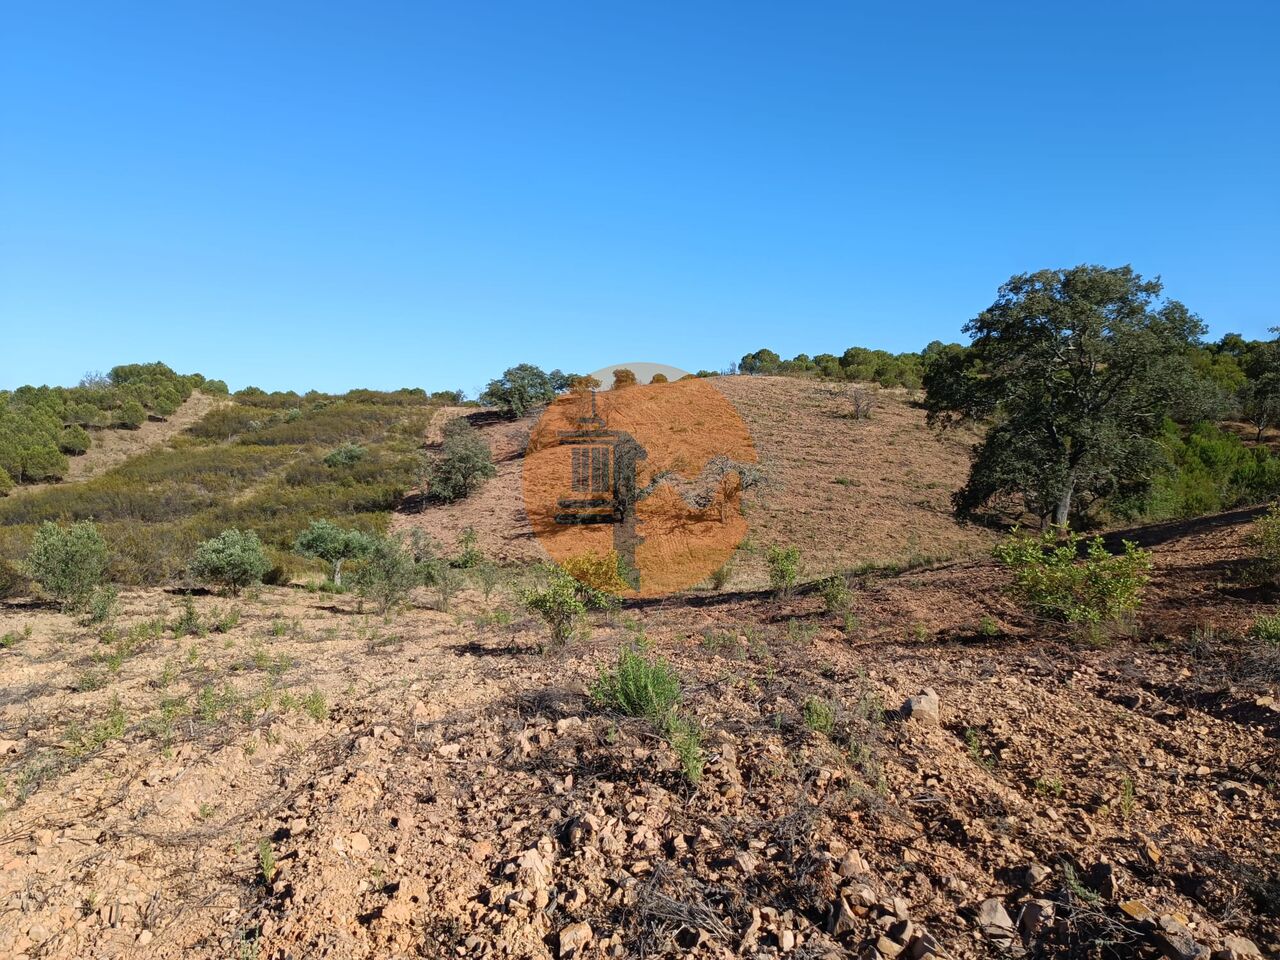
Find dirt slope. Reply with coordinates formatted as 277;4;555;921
394;376;993;583
9;391;225;494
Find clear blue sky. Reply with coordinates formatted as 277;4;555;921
2;2;1277;396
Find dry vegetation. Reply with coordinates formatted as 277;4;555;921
0;376;1277;960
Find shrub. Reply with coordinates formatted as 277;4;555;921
819;574;852;614
189;529;271;595
649;373;669;385
429;421;495;501
294;519;375;587
522;568;587;647
0;468;12;497
1249;614;1280;647
1252;503;1280;576
709;558;733;591
803;696;837;736
324;443;366;467
480;364;556;419
118;399;146;429
23;520;109;610
84;584;119;625
561;550;630;609
992;528;1153;625
592;644;682;723
611;368;638;390
58;425;91;455
450;526;483;568
766;544;803;598
352;533;421;618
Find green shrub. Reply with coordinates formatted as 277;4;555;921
522;569;587;647
0;468;12;497
592;644;703;783
324;443;366;467
803;696;837;735
84;584;119;625
352;534;422;618
189;529;270;595
118;399;147;429
428;420;496;502
294;519;375;587
819;574;852;614
992;528;1153;625
450;526;484;568
1252;503;1280;576
23;520;110;610
709;558;733;591
766;544;803;598
1249;614;1280;646
591;644;683;723
58;425;91;455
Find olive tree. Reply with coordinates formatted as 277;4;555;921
294;520;375;587
190;529;270;594
924;265;1208;527
24;520;109;610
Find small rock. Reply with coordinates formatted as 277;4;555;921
136;930;153;946
1213;935;1262;959
559;921;593;957
1016;899;1054;941
349;833;370;854
1023;863;1051;886
828;898;859;937
902;688;940;724
837;849;869;878
1154;915;1208;960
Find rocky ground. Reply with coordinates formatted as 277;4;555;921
1;506;1277;960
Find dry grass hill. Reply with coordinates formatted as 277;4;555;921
0;376;1276;960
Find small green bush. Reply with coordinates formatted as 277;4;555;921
324;443;366;467
118;399;147;429
1252;503;1280;576
522;569;587;647
352;534;422;618
819;574;852;614
428;420;496;502
84;584;119;625
0;468;13;497
591;644;683;723
1249;614;1280;646
23;520;110;610
766;544;803;598
58;425;91;455
803;696;837;736
189;529;270;595
992;528;1153;625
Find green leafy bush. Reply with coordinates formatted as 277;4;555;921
58;425;91;455
993;529;1152;625
1249;614;1280;647
766;544;803;598
803;695;837;735
819;574;852;613
522;568;587;647
428;420;495;502
352;533;427;618
118;399;147;429
323;443;366;467
23;520;110;610
1251;503;1280;577
189;529;270;595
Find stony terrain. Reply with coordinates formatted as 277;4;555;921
0;376;1276;960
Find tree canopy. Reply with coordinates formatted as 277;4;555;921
924;265;1209;527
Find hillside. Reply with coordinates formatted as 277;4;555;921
0;375;1276;960
394;376;993;587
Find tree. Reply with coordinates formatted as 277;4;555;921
480;364;556;418
1239;330;1280;442
189;529;270;594
429;419;496;501
118;399;146;429
739;349;781;375
925;265;1208;527
58;425;91;455
23;520;109;610
0;467;12;497
611;368;638;390
294;520;375;586
649;373;669;384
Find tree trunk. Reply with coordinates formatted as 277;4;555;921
1053;475;1076;529
333;558;343;587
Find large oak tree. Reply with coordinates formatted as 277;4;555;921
924;265;1208;527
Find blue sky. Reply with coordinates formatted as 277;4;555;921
2;2;1277;396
